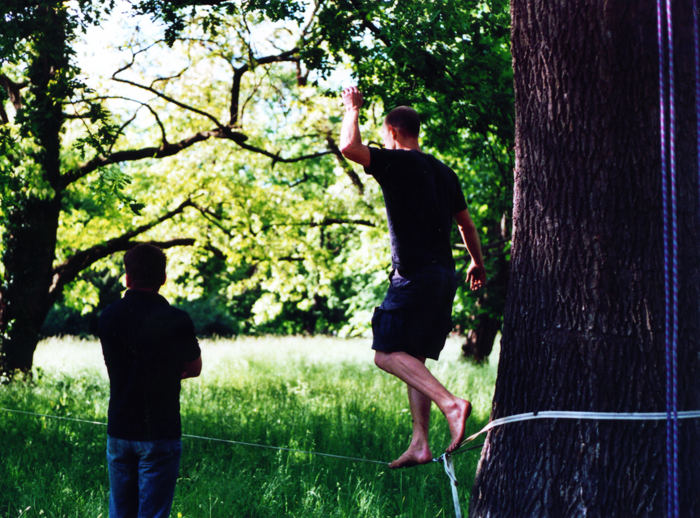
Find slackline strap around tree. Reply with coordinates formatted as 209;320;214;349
438;410;700;518
448;410;700;456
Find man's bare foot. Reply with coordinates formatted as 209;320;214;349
445;399;471;453
388;445;433;469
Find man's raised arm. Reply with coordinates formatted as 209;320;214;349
339;86;371;167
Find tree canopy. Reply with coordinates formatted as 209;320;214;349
0;0;514;374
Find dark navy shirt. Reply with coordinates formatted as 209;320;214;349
365;147;468;274
99;290;200;440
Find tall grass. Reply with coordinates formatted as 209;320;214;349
0;336;497;517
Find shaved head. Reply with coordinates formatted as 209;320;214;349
384;106;420;138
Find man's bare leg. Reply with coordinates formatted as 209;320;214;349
375;351;471;453
389;385;433;468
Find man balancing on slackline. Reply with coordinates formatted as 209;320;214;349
339;86;486;468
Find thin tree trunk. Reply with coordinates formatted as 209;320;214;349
463;253;509;362
462;313;500;363
470;1;699;516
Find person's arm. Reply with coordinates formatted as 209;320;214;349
339;86;370;167
181;355;202;379
454;208;486;290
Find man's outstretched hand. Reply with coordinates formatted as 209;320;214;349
342;86;364;111
466;261;486;291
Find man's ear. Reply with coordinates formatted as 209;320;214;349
388;125;399;141
125;273;132;289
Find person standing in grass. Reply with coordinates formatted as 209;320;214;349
99;244;202;517
339;86;486;468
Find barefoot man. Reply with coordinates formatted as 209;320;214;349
339;87;486;468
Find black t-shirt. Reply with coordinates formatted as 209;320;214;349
365;147;468;273
99;290;200;440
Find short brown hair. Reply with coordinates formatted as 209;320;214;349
124;244;166;289
384;106;420;138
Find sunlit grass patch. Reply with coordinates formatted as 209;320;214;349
1;335;498;517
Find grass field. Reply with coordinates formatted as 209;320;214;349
0;335;498;518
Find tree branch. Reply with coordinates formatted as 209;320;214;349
49;199;195;300
230;66;246;126
112;74;226;131
303;217;375;227
59;44;322;186
70;95;170;145
345;0;391;46
234;139;332;165
190;202;232;236
261;217;376;232
63;126;237;186
150;67;189;88
0;74;26;111
326;135;364;194
191;202;374;242
229;48;298;125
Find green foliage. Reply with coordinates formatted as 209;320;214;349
0;335;498;517
133;0;306;45
0;0;514;362
314;0;512;144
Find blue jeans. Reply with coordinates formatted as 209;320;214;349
107;435;181;518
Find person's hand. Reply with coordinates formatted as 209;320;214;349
466;261;486;291
342;86;363;111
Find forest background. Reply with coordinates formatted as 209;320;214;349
0;0;512;375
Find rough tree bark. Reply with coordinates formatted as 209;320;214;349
470;2;699;516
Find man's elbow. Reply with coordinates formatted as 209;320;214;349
340;144;370;167
181;356;202;379
454;210;476;232
339;142;356;160
459;219;477;234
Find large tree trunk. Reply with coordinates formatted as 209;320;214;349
0;199;61;373
470;2;699;516
0;3;67;376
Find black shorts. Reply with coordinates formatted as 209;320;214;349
371;264;458;360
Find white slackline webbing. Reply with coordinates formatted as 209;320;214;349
0;406;387;465
441;454;463;518
457;409;700;449
435;409;700;518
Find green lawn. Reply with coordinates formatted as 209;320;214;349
0;335;497;517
